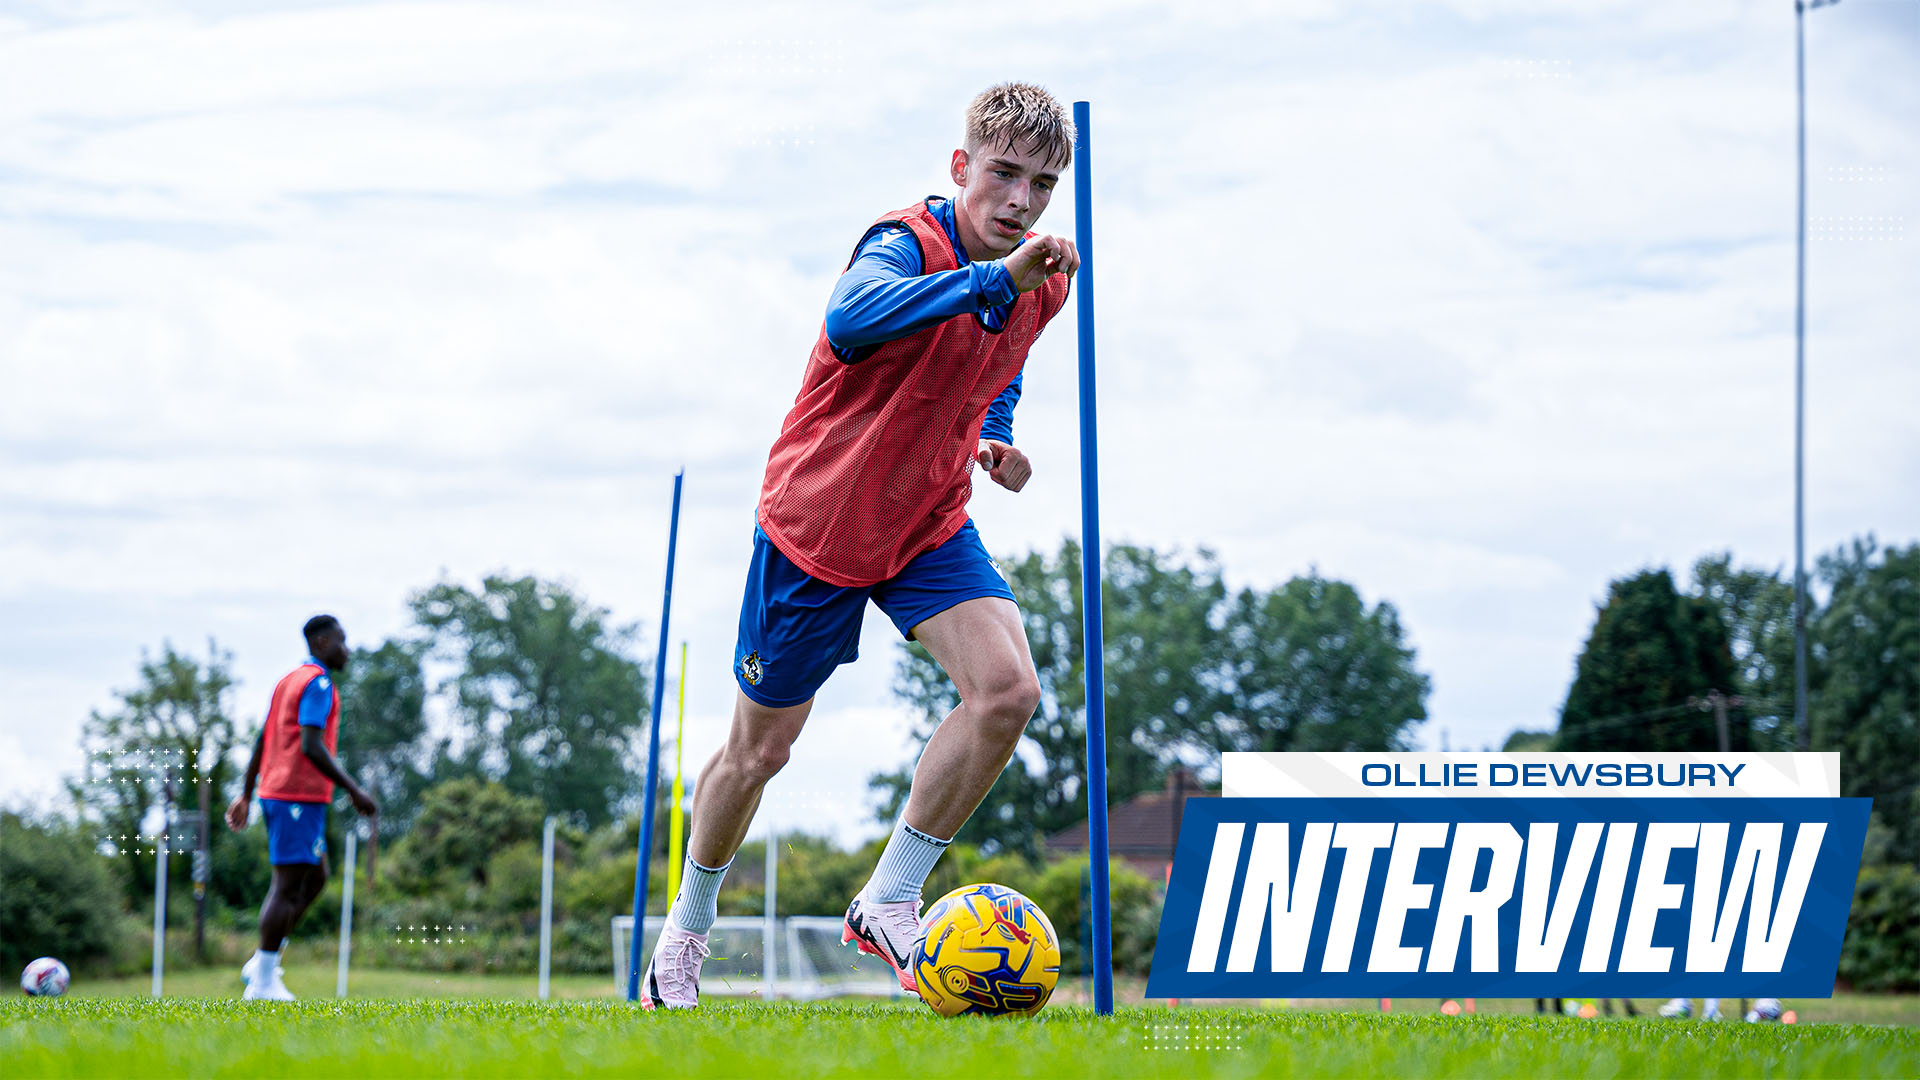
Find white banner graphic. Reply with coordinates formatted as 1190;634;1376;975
1222;752;1841;799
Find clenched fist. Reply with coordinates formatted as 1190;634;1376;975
977;439;1032;492
1002;234;1079;294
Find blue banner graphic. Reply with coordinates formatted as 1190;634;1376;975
1146;797;1870;999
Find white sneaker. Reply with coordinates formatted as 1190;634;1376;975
842;889;924;993
640;922;710;1010
241;946;284;987
1703;1001;1724;1022
243;966;296;1001
1658;998;1691;1019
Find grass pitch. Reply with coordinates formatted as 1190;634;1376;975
5;997;1917;1079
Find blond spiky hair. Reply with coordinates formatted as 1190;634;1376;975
965;82;1075;169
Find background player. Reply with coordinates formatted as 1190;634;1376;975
225;614;379;1000
640;82;1078;1009
1661;997;1725;1021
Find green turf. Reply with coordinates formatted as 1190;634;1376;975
51;961;1920;1027
62;962;624;1002
4;998;1916;1079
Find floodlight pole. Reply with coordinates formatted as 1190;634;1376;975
1792;0;1837;750
1073;99;1115;1017
628;469;685;1002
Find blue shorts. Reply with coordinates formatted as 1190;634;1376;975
260;798;328;866
734;519;1016;708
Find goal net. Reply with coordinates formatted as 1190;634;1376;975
612;916;905;1000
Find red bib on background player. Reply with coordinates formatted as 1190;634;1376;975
759;199;1071;587
257;663;339;803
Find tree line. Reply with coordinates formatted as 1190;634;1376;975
1534;537;1919;867
1520;538;1919;991
62;575;652;957
13;535;1916;990
874;540;1430;857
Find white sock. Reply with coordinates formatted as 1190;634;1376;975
252;949;280;977
865;817;951;904
666;856;730;936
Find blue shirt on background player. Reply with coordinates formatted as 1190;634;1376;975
824;196;1024;445
295;655;333;729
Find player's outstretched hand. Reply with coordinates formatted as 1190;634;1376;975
1003;234;1078;294
977;439;1031;492
349;787;380;817
224;794;249;832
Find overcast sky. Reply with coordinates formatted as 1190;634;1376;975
3;0;1915;845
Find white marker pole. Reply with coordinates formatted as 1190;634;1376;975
538;816;556;1000
336;829;357;998
151;810;168;998
763;828;778;1000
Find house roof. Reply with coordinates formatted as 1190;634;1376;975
1045;769;1217;859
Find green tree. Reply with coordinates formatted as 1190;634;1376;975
1839;814;1920;992
742;834;873;918
1024;855;1162;977
0;811;126;975
1690;552;1797;748
876;542;1427;857
1812;538;1920;865
558;824;643;918
71;639;241;956
1558;569;1737;751
336;639;434;841
1212;573;1429;753
1502;730;1554;751
411;575;649;828
876;541;1230;857
389;778;545;893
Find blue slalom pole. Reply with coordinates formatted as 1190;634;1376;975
1073;99;1114;1017
628;468;684;1002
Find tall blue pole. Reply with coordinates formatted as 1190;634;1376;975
628;469;684;1002
1073;99;1114;1017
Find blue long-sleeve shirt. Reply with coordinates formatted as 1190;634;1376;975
297;656;333;728
824;197;1025;445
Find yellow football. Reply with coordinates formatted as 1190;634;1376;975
912;883;1060;1017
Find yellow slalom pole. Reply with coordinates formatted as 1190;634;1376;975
667;641;689;900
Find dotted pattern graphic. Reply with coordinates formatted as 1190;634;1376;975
86;747;212;786
1825;165;1891;183
1809;215;1905;240
1141;1022;1246;1051
85;747;216;856
95;831;190;857
704;39;849;77
389;925;474;946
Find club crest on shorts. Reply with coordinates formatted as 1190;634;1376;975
740;651;765;686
